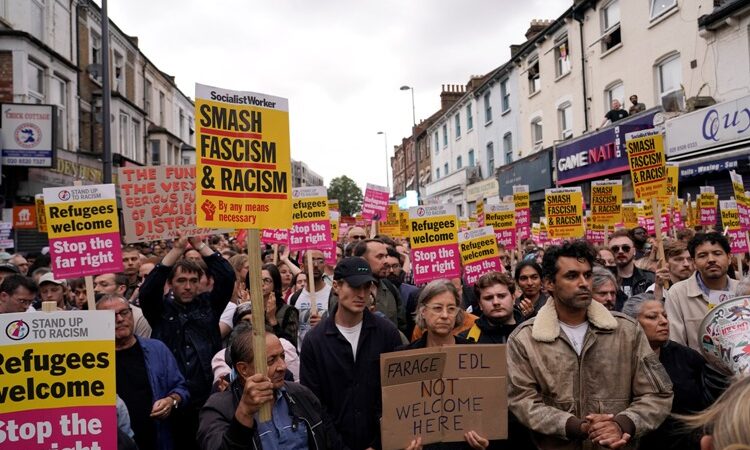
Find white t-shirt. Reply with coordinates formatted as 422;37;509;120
219;301;238;328
336;321;363;360
294;284;332;345
559;321;589;356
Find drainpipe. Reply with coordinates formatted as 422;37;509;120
574;7;589;132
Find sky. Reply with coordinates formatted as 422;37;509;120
106;0;572;193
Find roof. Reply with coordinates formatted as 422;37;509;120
698;0;750;29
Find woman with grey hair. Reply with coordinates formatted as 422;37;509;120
622;293;721;449
397;279;491;450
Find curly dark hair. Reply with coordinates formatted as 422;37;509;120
687;232;730;258
542;240;596;281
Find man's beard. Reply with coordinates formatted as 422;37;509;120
386;272;403;286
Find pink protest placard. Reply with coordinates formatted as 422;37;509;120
484;202;516;249
261;228;290;245
409;205;461;285
43;184;123;278
361;183;390;220
459;227;503;285
513;185;531;242
289;186;332;251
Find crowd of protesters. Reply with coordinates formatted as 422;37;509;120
1;224;749;450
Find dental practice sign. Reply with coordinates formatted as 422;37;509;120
666;94;750;157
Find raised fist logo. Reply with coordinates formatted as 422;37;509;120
201;200;217;221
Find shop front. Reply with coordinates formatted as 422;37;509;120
497;147;553;222
555;108;661;205
665;95;750;199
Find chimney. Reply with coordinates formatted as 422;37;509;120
525;19;550;41
440;84;464;110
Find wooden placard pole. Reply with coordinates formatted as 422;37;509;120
42;301;57;312
306;251;318;316
272;244;279;265
370;220;378;239
652;198;668;289
245;228;272;422
604;224;609;247
72;180;97;311
669;196;676;238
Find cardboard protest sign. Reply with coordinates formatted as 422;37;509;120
0;311;116;450
720;200;750;254
730;171;750;231
380;345;508;450
43;184;123;278
289;186;332;251
513;186;530;241
637;202;656;235
626;128;667;201
459;226;503;285
35;194;47;233
399;211;410;237
328;199;339;212
544;187;584;239
380;203;402;237
622;203;638;229
673;198;685;230
476;199;485;228
484;202;516;248
362;183;390;220
665;163;679;201
590;180;622;226
195;83;291;229
119;166;228;243
699;186;718;226
12;205;36;229
260;228;290;246
409;205;460;284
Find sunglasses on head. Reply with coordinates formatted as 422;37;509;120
610;245;631;253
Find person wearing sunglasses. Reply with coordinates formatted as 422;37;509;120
608;229;655;310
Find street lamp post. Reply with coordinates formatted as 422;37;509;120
377;131;390;194
400;85;419;201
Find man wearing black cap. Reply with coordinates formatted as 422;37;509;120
300;257;402;450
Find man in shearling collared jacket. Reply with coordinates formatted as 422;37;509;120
507;240;673;450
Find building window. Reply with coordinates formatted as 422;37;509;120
486;142;495;171
503;133;513;163
90;30;102;78
528;56;540;94
456;156;463;170
601;0;621;52
444;162;449;175
531;118;543;148
657;53;683;111
119;113;130;158
466;104;473;130
468;149;475;166
650;0;677;20
555;34;571;77
455;113;461;138
150;140;160;165
30;0;44;39
144;79;152;116
442;124;448;147
114;51;125;93
159;91;166;126
484;92;492;123
605;81;625;111
436;168;440;180
434;132;439;155
558;103;573;140
133;119;142;161
27;60;45;103
179;109;186;140
500;79;510;113
50;75;67;149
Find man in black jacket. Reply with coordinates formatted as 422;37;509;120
461;271;522;344
300;257;403;450
609;229;655;310
139;234;235;449
198;329;344;450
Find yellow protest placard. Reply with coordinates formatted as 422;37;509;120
330;210;340;241
626;129;667;201
622;203;638;228
35;194;47;233
380;203;402;237
409;205;460;284
663;163;679;201
399;211;410;237
484;202;516;247
590;180;622;226
730;171;750;231
195;83;291;229
698;186;718;226
545;187;584;238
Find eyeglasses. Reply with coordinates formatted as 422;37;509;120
424;304;460;316
262;277;273;284
386;264;401;272
351;235;367;240
610;245;632;254
114;308;132;318
13;297;35;307
311;257;326;265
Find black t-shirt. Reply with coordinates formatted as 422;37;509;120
116;340;157;450
619;276;634;298
605;108;629;123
